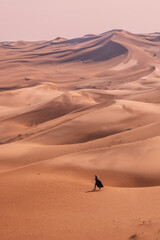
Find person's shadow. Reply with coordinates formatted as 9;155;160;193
85;189;100;193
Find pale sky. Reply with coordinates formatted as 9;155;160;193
0;0;160;41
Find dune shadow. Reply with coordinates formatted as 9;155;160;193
85;189;100;193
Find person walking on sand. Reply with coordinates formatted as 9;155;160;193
94;175;104;190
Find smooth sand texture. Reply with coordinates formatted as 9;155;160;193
0;30;160;239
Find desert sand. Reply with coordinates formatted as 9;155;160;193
0;29;160;239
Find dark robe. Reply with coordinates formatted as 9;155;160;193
95;176;104;189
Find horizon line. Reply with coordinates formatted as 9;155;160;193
1;29;160;43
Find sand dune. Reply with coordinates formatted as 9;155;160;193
0;30;160;239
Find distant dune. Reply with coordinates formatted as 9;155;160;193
0;30;160;240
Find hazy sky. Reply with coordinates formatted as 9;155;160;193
0;0;160;41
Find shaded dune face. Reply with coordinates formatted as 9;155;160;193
59;40;128;62
0;31;128;65
0;29;160;188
